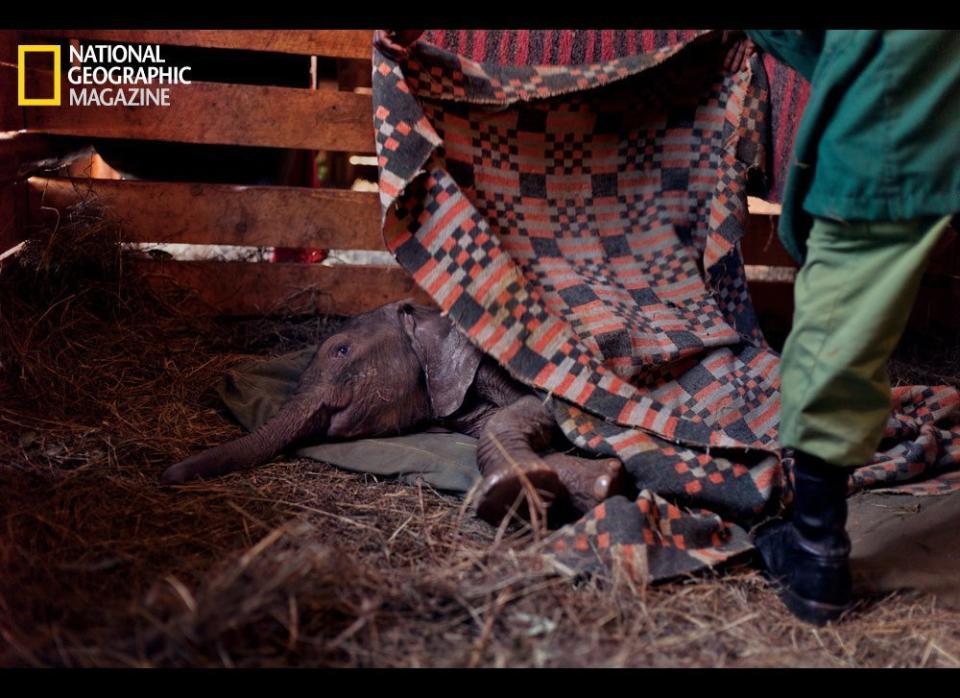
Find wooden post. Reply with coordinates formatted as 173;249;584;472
0;30;23;132
0;31;24;254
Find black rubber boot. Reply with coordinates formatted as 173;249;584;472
754;450;853;625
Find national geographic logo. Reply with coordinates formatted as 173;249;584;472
17;43;192;107
18;45;61;106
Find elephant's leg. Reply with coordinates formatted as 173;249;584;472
460;361;629;523
475;395;628;524
541;452;629;516
475;395;562;524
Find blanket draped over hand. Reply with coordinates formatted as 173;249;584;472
371;30;960;582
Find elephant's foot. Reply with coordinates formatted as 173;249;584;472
542;453;628;515
475;455;562;526
475;395;563;525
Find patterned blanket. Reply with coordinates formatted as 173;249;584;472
372;31;960;582
421;29;809;203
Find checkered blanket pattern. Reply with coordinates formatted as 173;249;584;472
421;29;811;203
373;32;960;582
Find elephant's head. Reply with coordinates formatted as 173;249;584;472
160;300;483;484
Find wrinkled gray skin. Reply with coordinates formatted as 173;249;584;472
161;300;627;524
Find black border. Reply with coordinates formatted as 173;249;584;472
3;3;959;29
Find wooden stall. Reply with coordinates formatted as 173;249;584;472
1;29;957;342
2;29;432;318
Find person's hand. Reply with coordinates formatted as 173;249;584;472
720;30;756;73
374;30;425;60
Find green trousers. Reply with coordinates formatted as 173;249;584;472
779;215;953;466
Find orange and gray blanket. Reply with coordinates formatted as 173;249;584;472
371;30;960;582
420;29;810;204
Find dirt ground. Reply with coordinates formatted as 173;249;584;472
1;218;959;668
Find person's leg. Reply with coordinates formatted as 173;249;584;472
780;214;953;466
758;214;952;625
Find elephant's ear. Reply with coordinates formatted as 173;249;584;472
398;303;483;419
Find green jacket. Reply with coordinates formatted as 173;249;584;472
746;30;960;262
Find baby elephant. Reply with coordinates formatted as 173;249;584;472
161;300;628;524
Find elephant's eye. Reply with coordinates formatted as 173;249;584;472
334;344;350;358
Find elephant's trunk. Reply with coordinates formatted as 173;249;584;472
161;391;330;484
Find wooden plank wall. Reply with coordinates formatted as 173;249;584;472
4;29;401;316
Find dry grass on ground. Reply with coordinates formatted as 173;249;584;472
1;208;959;668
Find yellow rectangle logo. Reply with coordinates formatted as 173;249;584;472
18;45;61;106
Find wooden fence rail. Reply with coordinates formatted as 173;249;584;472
12;67;375;152
28;177;383;250
18;30;374;59
129;259;433;316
